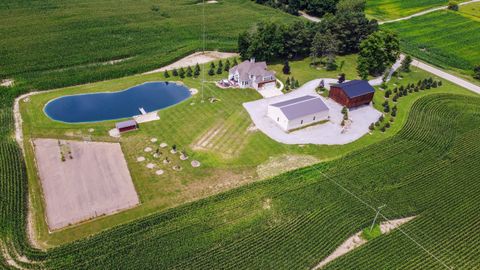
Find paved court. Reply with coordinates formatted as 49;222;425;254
33;139;139;230
243;79;382;145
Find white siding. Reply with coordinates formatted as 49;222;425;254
286;111;329;131
268;105;329;131
267;106;289;131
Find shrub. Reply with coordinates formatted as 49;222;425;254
369;123;375;131
448;1;459;11
474;65;480;80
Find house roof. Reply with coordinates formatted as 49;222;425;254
269;95;329;120
116;119;137;129
229;60;275;82
330;80;375;98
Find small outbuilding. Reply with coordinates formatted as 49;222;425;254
329;80;375;108
115;120;138;133
267;95;329;131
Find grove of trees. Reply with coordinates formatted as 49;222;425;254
357;30;400;78
238;0;377;63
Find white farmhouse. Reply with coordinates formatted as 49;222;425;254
267;95;329;131
228;58;276;91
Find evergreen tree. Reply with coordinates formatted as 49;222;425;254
294;80;300;88
400;55;412;72
369;123;375;131
224;60;230;72
164;70;170;78
194;63;201;77
208;67;215;76
218;60;223;69
385;89;392;98
172;68;179;77
473;65;480;80
186;66;193;77
179;67;186;78
216;65;222;75
210;62;215;69
283;60;291;75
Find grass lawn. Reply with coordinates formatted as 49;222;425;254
382;10;480;84
361;224;382;241
21;57;474;248
0;0;296;92
270;55;371;88
366;0;468;21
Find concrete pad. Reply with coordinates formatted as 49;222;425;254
243;79;382;145
33;139;139;230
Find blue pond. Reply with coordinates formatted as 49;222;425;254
45;82;191;123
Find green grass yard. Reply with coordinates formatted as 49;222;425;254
21;58;474;248
382;10;480;83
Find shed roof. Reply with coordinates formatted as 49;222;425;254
331;80;375;98
269;95;329;120
115;120;137;129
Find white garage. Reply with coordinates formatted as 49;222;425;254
267;95;330;131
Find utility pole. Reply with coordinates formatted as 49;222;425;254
370;204;386;231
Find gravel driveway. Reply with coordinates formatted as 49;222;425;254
243;79;382;145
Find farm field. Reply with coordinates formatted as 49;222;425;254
366;0;467;20
0;0;295;94
3;77;480;268
382;10;480;83
18;57;468;247
459;1;480;20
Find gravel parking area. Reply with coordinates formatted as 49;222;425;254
243;79;382;145
33;139;139;230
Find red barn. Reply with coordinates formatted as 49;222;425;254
329;80;375;108
115;120;138;133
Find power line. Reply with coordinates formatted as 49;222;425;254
313;168;453;270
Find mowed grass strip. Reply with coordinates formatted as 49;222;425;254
382;10;480;77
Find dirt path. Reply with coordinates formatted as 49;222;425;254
299;11;321;22
379;0;480;25
143;51;238;74
312;216;416;269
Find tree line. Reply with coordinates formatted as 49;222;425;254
252;0;365;17
239;0;401;79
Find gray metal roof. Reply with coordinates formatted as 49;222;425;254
330;80;375;98
116;119;137;129
229;60;275;82
269;95;329;120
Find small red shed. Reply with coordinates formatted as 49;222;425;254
329;80;375;108
115;120;138;133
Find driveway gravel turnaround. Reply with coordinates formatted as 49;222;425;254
33;139;139;230
243;79;382;145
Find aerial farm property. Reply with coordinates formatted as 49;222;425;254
1;0;480;269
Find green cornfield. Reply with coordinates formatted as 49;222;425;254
383;10;480;77
1;93;479;268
